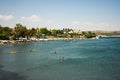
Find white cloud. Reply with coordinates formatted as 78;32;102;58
21;15;41;22
0;15;13;21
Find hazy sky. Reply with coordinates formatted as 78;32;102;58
0;0;120;31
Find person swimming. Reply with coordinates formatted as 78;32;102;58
54;51;56;54
29;49;33;52
59;57;64;62
9;50;16;54
28;49;36;52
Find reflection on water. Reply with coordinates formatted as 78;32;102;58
0;38;120;80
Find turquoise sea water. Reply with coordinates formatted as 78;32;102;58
0;37;120;80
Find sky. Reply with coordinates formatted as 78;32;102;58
0;0;120;31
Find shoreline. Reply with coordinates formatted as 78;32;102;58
0;38;94;48
2;36;120;48
0;40;34;48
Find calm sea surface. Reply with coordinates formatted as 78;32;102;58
0;37;120;80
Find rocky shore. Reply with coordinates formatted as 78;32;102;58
0;36;100;48
0;40;32;48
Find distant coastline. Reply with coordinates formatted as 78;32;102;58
100;35;120;37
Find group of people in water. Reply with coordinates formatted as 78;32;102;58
9;49;64;62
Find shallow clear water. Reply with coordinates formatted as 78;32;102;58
0;37;120;80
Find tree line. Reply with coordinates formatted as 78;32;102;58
0;23;96;40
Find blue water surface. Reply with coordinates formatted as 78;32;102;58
0;37;120;80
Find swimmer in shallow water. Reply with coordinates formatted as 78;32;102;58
28;49;36;52
54;51;56;54
29;49;33;52
59;57;64;62
9;50;16;54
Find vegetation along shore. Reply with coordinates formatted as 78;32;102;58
0;23;120;47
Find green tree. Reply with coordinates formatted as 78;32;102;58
51;29;58;37
0;25;12;40
82;31;96;38
3;27;12;36
14;23;28;39
39;28;49;35
57;29;63;34
27;28;37;38
0;25;3;34
81;31;86;35
0;34;9;40
51;29;63;37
